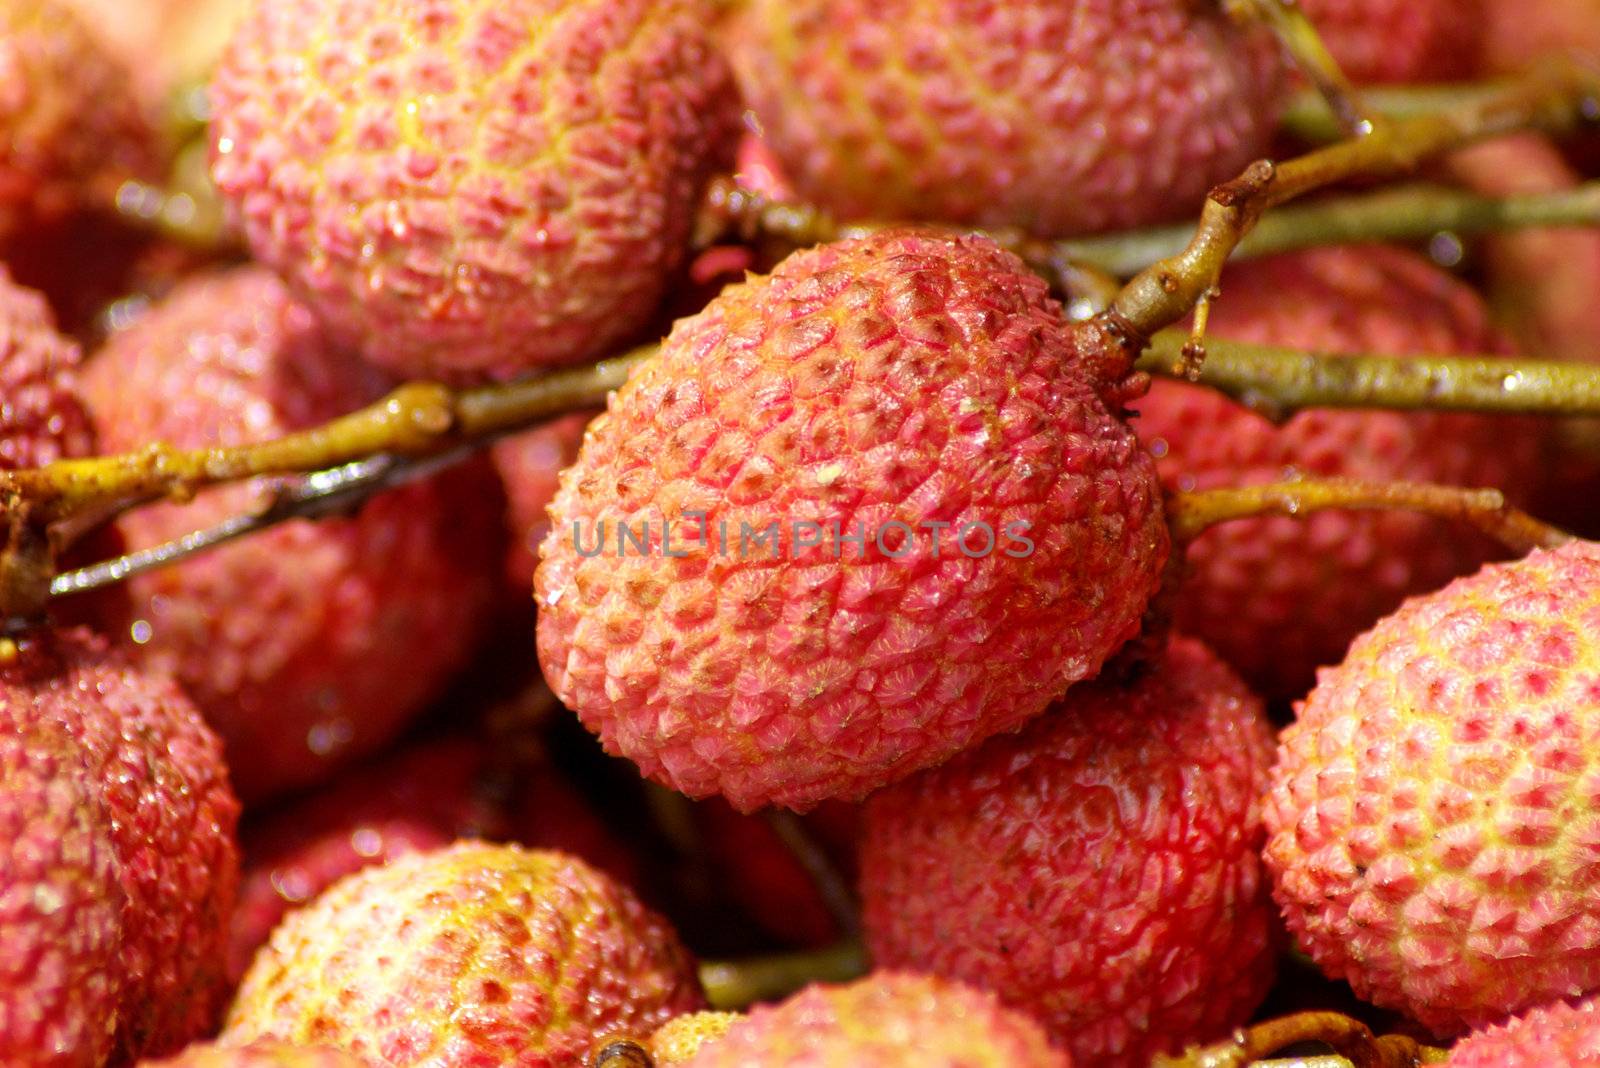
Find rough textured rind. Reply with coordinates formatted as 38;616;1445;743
1298;0;1483;83
1131;246;1536;699
862;637;1278;1068
0;628;239;1067
535;229;1170;812
209;0;740;382
648;1012;741;1065
82;267;501;801
224;842;704;1067
0;263;92;468
495;412;595;594
1265;541;1600;1036
679;973;1070;1068
0;0;160;243
1441;997;1600;1067
728;0;1282;236
140;1041;372;1067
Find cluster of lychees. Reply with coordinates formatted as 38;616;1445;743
6;0;1600;1066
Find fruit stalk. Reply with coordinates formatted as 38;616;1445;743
1165;478;1573;554
698;940;869;1011
1150;1011;1446;1067
1224;0;1366;134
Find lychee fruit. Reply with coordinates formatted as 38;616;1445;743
647;1012;741;1066
1130;245;1537;699
495;412;595;595
81;266;501;801
1264;539;1600;1036
726;0;1283;237
0;262;93;469
861;636;1279;1068
1480;0;1600;75
208;0;741;383
676;973;1070;1067
1439;996;1600;1067
535;228;1170;812
225;842;703;1066
694;799;852;947
0;0;161;245
139;1042;371;1068
1296;0;1484;83
0;626;239;1066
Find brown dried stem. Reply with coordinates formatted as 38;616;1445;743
1167;478;1574;555
1151;1012;1445;1068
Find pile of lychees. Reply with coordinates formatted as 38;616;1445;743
7;0;1600;1065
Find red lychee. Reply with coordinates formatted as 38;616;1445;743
224;842;703;1066
1440;996;1600;1067
1130;245;1536;699
535;228;1170;812
726;0;1283;237
81;266;501;801
1481;0;1600;75
1;627;239;1066
1264;539;1600;1036
0;0;161;244
0;263;93;469
139;1042;371;1068
208;0;740;382
494;412;595;595
1296;0;1483;83
677;973;1070;1067
861;637;1278;1067
695;799;849;948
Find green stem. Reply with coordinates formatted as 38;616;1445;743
698;940;869;1011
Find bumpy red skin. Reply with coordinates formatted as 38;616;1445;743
1297;0;1483;83
140;1042;371;1068
1441;997;1600;1067
1265;541;1600;1037
0;0;160;243
728;0;1282;237
680;972;1070;1068
224;842;704;1067
1131;246;1536;700
82;267;500;801
535;229;1170;812
862;637;1278;1067
209;0;740;383
0;264;92;468
0;628;240;1066
495;412;594;594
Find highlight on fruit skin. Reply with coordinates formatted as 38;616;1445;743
1439;995;1600;1066
224;841;704;1066
727;0;1284;237
1264;539;1600;1036
861;636;1279;1068
647;1011;742;1065
81;266;503;801
138;1041;372;1067
208;0;741;382
535;227;1170;812
673;972;1071;1067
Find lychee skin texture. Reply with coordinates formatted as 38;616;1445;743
224;842;704;1067
494;412;595;594
1440;997;1600;1067
1297;0;1483;83
679;973;1070;1068
0;628;240;1067
1265;540;1600;1037
140;1042;371;1068
82;267;501;801
0;0;159;243
0;263;92;468
209;0;740;382
535;229;1170;812
861;637;1278;1068
728;0;1282;237
648;1012;741;1066
1131;246;1535;700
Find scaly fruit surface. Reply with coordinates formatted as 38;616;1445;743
495;412;594;594
0;627;239;1067
648;1012;740;1065
140;1042;371;1068
0;0;160;243
82;266;500;801
1131;245;1534;699
1297;0;1483;83
0;263;92;468
536;228;1170;811
225;842;703;1066
679;973;1070;1068
728;0;1282;236
1441;997;1600;1067
209;0;740;382
862;637;1278;1067
1265;540;1600;1036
